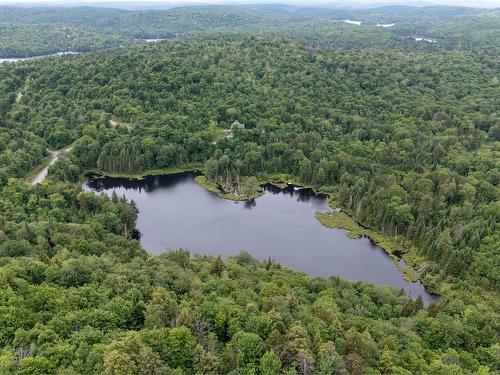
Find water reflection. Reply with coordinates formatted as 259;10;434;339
84;171;440;306
244;199;257;209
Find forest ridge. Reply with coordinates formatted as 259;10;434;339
0;4;499;57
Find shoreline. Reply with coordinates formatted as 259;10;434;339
84;165;204;180
84;168;442;298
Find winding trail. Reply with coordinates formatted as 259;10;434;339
31;147;72;185
265;60;272;72
16;78;28;103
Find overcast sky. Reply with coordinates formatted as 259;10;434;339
0;0;498;7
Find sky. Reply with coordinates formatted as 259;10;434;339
0;0;498;7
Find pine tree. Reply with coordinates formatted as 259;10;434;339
210;255;225;277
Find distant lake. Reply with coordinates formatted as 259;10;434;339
376;22;395;27
412;36;438;43
143;38;169;43
83;171;440;305
0;52;81;63
342;19;362;25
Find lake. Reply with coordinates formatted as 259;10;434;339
342;19;362;25
412;36;438;43
376;23;395;27
143;38;169;43
0;52;81;64
83;171;440;305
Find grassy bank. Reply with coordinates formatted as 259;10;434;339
315;211;403;255
315;211;429;284
266;174;409;262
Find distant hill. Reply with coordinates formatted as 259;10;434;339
0;4;497;57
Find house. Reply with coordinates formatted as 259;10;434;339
231;120;245;130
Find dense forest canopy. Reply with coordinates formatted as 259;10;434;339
0;4;499;57
0;4;498;375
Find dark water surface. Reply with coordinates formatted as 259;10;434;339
83;172;440;305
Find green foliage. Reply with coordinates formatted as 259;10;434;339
144;287;179;328
2;34;496;289
230;331;265;367
0;6;498;375
103;332;163;375
260;350;281;375
48;155;82;183
0;5;497;57
0;213;497;374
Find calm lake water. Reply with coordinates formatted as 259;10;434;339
83;171;440;305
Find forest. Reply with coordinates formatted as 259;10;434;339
0;5;498;57
0;4;498;375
